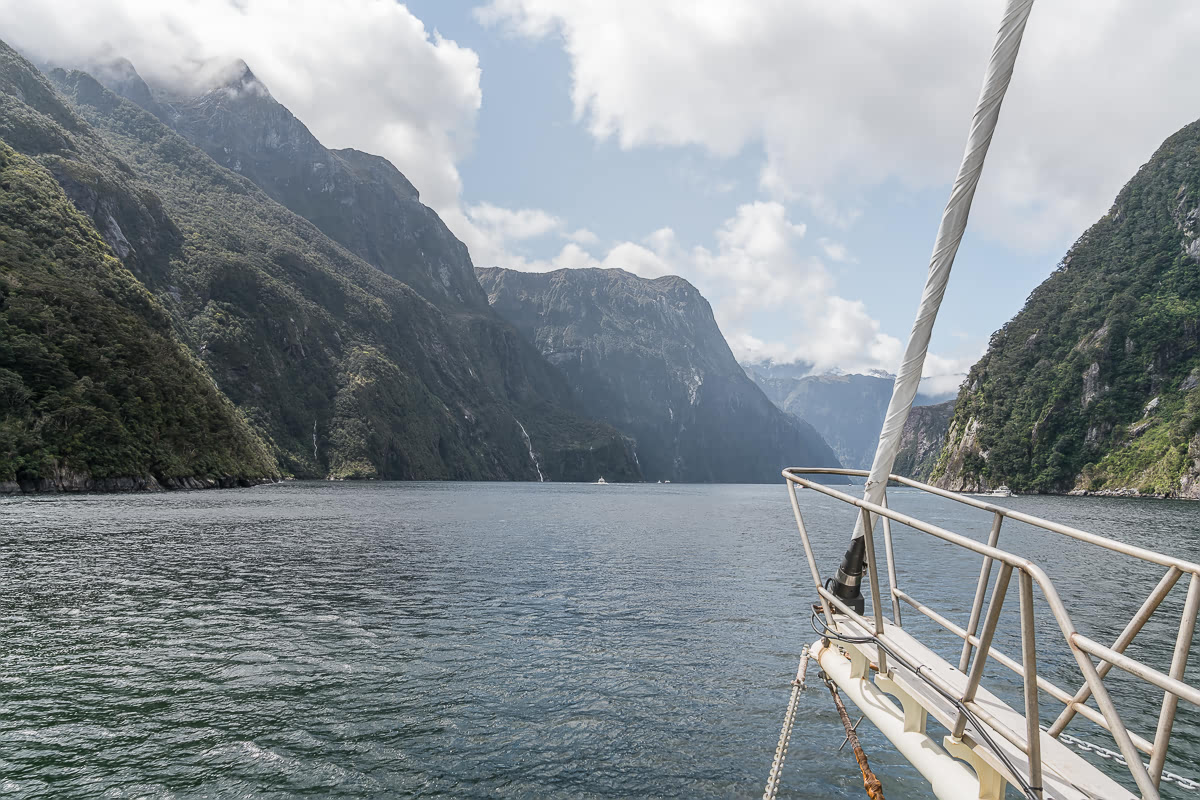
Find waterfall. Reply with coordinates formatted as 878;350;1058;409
515;420;545;482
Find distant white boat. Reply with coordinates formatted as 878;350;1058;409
595;476;607;484
981;485;1012;497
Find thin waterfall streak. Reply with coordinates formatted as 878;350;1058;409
515;420;544;483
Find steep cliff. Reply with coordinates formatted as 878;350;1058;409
0;40;638;482
893;400;955;483
477;267;844;483
933;116;1200;497
742;365;951;470
0;139;277;491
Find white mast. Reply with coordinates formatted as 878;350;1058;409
851;0;1036;541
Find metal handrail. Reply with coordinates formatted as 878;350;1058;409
783;467;1200;800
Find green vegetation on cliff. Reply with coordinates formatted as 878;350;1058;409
0;140;275;487
0;39;638;483
933;118;1200;496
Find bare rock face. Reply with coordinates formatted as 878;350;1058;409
477;267;844;483
894;399;955;483
112;61;485;309
932;416;986;492
1081;362;1103;408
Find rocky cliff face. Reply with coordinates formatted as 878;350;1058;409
477;267;844;483
1;40;639;483
138;61;486;308
932;116;1200;497
893;400;955;483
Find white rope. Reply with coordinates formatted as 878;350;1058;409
763;646;810;800
853;0;1036;540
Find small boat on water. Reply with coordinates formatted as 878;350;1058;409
978;485;1013;498
595;476;607;484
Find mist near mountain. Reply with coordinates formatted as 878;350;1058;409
742;365;952;470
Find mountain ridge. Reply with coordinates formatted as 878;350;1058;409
0;39;640;485
477;266;845;483
742;364;953;471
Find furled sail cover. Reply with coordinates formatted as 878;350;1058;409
852;0;1036;540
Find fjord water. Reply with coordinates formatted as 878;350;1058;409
3;483;1200;799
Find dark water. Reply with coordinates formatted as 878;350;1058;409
2;482;1199;798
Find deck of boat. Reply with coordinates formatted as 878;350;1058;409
828;612;1135;800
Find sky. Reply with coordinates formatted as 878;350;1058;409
5;0;1200;394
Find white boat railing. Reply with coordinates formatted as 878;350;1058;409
783;467;1200;799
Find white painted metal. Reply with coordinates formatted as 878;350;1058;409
818;617;1137;800
814;639;984;800
784;466;1200;800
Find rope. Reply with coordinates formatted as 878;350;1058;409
763;646;810;800
824;673;885;800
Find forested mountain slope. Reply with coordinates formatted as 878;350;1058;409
478;267;844;483
0;40;639;483
0;140;276;491
933;117;1200;496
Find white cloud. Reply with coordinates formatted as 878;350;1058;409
477;0;1200;248
467;203;562;240
2;0;481;218
511;200;949;379
564;228;600;246
818;238;851;263
463;202;568;267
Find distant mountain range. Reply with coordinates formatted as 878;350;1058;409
742;365;953;471
479;268;843;483
0;39;844;490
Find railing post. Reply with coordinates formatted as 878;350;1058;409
860;506;888;674
881;492;902;627
1148;572;1200;786
787;479;836;629
953;562;1012;738
1019;569;1043;798
1048;566;1181;737
960;511;1005;671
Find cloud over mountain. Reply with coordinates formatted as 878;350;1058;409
477;0;1200;249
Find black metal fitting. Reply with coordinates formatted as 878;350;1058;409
825;536;865;615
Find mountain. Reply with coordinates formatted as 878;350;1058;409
476;267;844;483
0;138;276;491
932;117;1200;497
0;40;639;483
893;399;955;483
133;59;487;309
742;365;952;470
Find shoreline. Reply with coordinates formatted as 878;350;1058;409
0;474;280;495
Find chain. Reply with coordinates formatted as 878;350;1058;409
763;646;810;800
1051;729;1200;792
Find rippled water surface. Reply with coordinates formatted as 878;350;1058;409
3;481;1200;798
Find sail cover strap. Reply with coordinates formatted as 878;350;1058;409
853;0;1036;539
